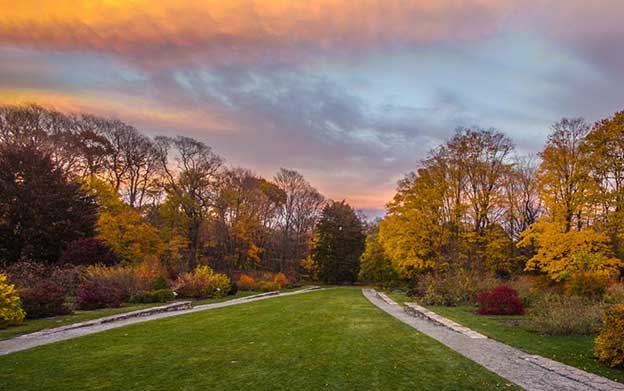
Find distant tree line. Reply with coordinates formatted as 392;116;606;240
0;104;337;278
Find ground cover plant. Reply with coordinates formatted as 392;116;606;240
0;289;516;391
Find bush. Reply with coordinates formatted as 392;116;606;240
129;289;175;303
76;279;126;310
604;283;624;304
529;294;601;335
595;304;624;368
273;272;288;289
50;264;84;296
174;266;230;299
0;273;25;328
20;281;71;318
258;281;280;292
237;274;257;291
60;238;120;266
83;265;134;298
4;260;48;289
227;280;238;296
412;268;500;306
477;285;524;315
153;275;169;290
564;271;611;300
133;257;166;292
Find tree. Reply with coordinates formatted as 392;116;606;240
359;231;397;286
156;136;223;270
584;111;624;256
274;168;324;270
312;201;365;284
537;118;593;232
0;145;97;264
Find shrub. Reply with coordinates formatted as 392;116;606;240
0;273;25;328
227;280;238;296
564;271;611;300
4;260;47;289
20;281;71;318
258;281;280;292
76;279;126;310
153;275;169;290
60;238;120;266
83;265;134;298
129;289;175;303
50;264;84;296
529;294;601;335
595;304;624;368
477;285;524;315
133;257;166;292
412;268;500;306
604;283;624;304
273;272;288;289
237;274;257;291
174;266;230;299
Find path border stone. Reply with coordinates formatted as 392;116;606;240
364;289;624;391
0;286;322;356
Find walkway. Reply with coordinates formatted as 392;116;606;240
363;289;624;391
0;287;322;356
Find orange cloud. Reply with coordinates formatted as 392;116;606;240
0;88;235;134
1;0;513;65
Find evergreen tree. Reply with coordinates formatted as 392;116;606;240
312;201;365;284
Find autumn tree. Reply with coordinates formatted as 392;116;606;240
537;118;593;232
312;201;365;284
0;144;97;264
359;228;397;286
584;111;624;256
156;136;223;270
274;168;324;270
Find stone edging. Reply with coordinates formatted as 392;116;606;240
27;301;194;337
374;290;487;339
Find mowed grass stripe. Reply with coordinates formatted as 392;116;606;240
0;288;516;391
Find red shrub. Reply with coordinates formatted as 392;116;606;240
19;281;71;319
477;285;524;315
76;279;126;310
60;238;120;266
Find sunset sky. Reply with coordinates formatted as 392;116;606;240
1;1;623;217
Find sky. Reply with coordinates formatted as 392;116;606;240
1;1;623;218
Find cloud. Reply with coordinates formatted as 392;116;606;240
1;0;515;68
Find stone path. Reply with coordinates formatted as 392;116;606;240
0;287;321;356
363;289;624;391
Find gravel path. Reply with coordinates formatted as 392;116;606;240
0;287;322;356
363;289;624;391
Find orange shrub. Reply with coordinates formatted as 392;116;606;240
238;274;257;291
273;272;288;289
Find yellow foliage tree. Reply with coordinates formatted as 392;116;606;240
519;220;622;281
84;177;165;264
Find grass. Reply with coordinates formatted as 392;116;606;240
0;290;265;341
0;288;516;391
382;290;623;382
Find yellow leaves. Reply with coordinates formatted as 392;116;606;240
0;273;25;328
520;220;622;281
97;210;165;264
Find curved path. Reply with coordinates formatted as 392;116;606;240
0;287;322;356
363;288;624;391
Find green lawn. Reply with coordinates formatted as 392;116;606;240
0;288;516;391
385;289;624;382
0;291;264;341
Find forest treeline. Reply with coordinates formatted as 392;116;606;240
0;104;328;276
363;112;624;287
